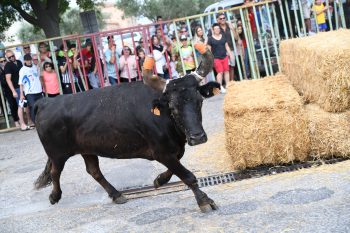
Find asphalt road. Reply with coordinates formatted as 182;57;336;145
0;94;349;232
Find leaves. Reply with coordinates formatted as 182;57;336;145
116;0;218;21
17;8;106;43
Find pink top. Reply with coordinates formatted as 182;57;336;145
119;55;138;80
42;71;60;94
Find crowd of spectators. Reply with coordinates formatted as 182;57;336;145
0;0;349;129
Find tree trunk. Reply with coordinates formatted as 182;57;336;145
39;18;61;40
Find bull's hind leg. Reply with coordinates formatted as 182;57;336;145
162;158;218;213
49;157;67;204
81;154;127;204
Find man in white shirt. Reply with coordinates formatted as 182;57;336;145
19;54;43;124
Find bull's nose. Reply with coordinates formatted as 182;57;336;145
188;132;207;146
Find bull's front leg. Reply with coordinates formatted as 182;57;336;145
154;170;173;188
161;158;218;212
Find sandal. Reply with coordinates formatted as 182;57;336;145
20;126;31;131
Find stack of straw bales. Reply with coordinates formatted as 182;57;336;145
223;75;310;169
280;29;350;112
305;104;350;159
224;30;350;170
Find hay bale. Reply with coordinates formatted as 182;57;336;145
223;75;310;170
305;104;350;159
280;29;350;112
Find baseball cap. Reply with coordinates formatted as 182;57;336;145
23;54;32;61
180;35;187;41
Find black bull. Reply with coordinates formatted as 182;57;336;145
34;48;220;212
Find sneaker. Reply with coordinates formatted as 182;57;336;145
220;86;226;94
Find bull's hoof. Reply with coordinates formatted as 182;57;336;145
49;191;62;205
112;193;127;204
154;178;161;189
199;201;218;213
153;174;171;189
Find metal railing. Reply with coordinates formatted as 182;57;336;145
0;0;349;130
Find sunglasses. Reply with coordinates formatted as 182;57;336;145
219;17;226;20
0;60;5;63
23;47;30;49
8;55;15;59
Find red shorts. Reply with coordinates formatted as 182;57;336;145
214;56;229;73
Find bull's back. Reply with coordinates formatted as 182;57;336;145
35;83;171;158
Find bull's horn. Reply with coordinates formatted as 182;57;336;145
142;55;167;92
193;43;214;81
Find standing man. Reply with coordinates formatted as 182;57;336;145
19;44;34;63
4;50;33;130
208;13;238;81
104;36;119;85
18;54;43;124
207;23;233;94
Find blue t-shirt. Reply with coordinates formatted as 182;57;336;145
104;48;119;79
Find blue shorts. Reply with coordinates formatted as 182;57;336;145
318;23;327;31
15;88;21;105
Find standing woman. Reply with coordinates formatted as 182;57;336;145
193;25;207;57
207;23;233;93
119;46;137;82
41;62;60;97
151;35;167;79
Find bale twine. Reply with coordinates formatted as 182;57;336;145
223;76;310;170
305;104;350;159
280;29;350;113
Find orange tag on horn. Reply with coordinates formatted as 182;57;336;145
213;87;220;95
151;107;161;116
194;43;207;54
143;57;155;70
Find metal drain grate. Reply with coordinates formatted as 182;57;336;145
123;157;348;199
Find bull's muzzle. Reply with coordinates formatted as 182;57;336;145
188;132;207;146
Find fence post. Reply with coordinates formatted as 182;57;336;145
48;40;63;95
0;86;10;129
266;2;281;72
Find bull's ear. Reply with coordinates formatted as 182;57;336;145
198;82;221;98
151;97;167;116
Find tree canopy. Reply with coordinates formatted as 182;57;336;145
116;0;218;21
0;0;104;40
18;8;106;43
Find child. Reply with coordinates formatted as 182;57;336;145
170;53;180;79
312;0;329;32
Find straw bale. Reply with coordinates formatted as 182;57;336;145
223;75;310;170
280;29;350;112
305;104;350;159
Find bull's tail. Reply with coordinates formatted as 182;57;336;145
34;158;52;189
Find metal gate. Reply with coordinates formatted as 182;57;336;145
0;0;349;130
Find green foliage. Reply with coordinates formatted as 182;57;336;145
0;0;105;39
18;8;106;43
18;23;46;43
116;0;219;21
